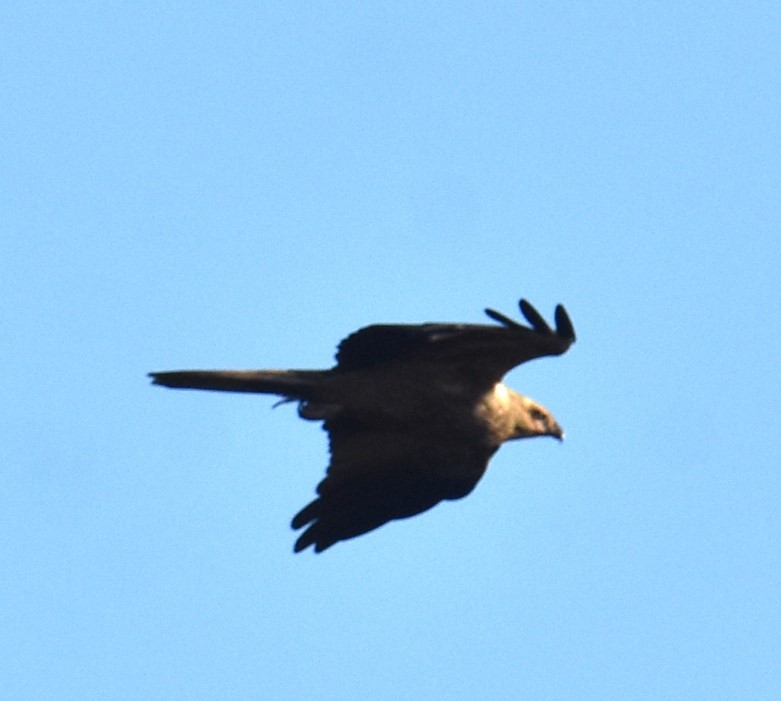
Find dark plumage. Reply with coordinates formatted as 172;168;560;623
150;297;575;552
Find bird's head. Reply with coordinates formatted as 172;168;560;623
510;394;564;441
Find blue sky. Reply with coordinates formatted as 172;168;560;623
3;2;780;699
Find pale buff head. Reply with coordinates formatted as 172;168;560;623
509;393;564;441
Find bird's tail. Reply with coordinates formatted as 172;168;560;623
148;369;327;399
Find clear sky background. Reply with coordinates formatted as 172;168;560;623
3;3;779;699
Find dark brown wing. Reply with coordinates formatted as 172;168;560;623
334;298;575;387
291;418;494;553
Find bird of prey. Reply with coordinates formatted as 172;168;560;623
149;298;575;553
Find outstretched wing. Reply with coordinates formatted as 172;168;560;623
291;418;494;553
334;299;575;387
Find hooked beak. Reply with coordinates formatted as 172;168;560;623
550;422;564;441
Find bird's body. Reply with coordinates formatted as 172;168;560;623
150;298;575;552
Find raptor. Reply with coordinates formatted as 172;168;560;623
150;298;576;553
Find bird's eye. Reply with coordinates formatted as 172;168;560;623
531;409;546;422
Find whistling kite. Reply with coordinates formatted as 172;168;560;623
150;298;575;552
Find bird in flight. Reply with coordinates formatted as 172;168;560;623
150;297;575;553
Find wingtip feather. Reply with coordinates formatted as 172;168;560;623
554;304;576;343
518;299;552;334
484;307;521;328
